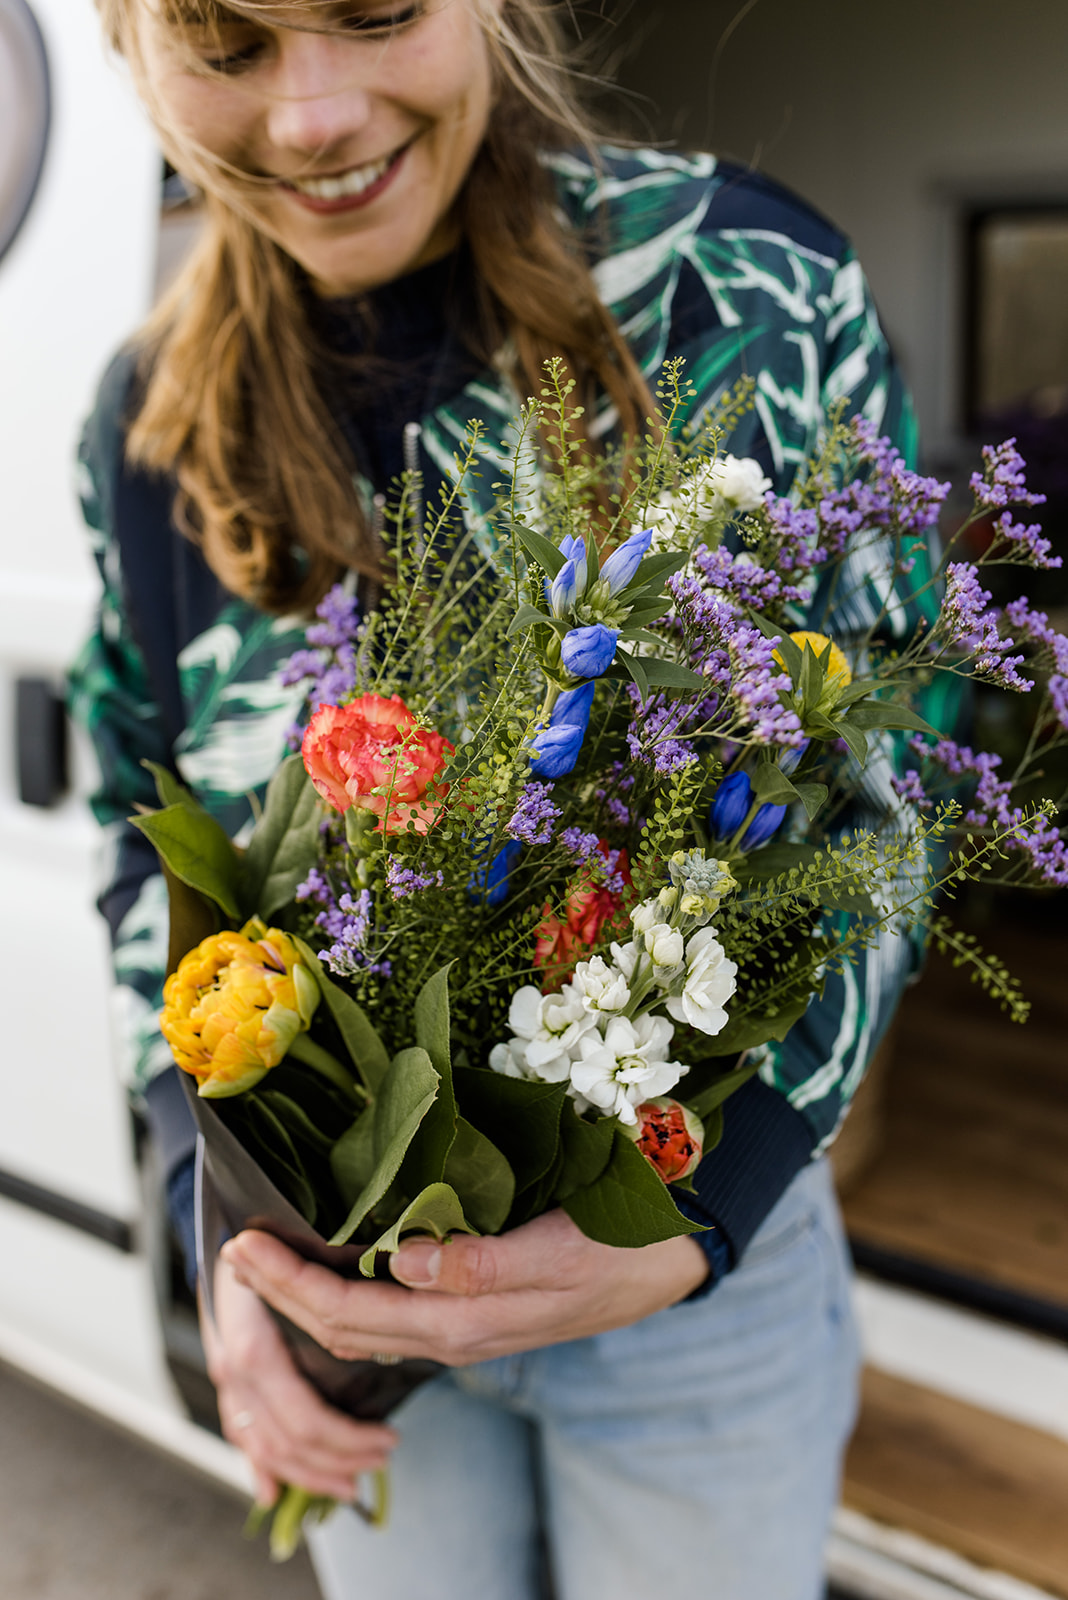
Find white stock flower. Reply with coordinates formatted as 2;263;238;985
695;455;771;516
609;939;639;981
569;1013;688;1125
630;899;660;937
665;927;738;1036
643;923;684;970
492;984;598;1083
570;955;631;1014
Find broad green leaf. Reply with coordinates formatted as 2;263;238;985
701;1104;725;1152
832;719;870;766
414;965;455;1088
555;1105;615;1200
685;1058;759;1119
750;763;800;807
132;804;244;921
561;1129;703;1247
834;676;884;707
329;1047;440;1245
295;938;391;1095
452;1068;566;1198
286;1032;363;1100
615;647;649;702
507;602;553;637
160;859;219;977
701;989;815;1056
143;760;195;812
734;842;821;882
242;754;321;921
513;522;566;578
258;1090;333;1155
637;657;706;691
749;611;803;677
243;1095;317;1223
443;1118;515;1233
403;966;459;1185
622;550;688;590
330;1109;377;1207
798;638;827;714
619;597;674;628
793;781;829;820
847;701;936;737
358;1182;476;1278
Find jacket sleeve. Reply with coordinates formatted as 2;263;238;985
68;354;198;1187
683;249;954;1281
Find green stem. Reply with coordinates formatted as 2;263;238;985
287;1033;367;1102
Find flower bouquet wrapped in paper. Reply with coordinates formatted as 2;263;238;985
134;364;1067;1555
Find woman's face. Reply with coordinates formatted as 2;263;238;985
139;2;500;296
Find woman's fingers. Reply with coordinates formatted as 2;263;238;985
206;1258;399;1498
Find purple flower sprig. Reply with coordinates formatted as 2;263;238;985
280;583;363;748
385;860;445;899
937;564;1034;692
506;781;561;846
970;438;1046;512
295;869;391;978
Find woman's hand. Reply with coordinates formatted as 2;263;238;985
220;1210;710;1369
201;1256;399;1504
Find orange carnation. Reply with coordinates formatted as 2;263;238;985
301;695;453;833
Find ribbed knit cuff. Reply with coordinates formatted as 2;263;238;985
686;1075;814;1269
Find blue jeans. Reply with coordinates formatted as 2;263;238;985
308;1159;859;1600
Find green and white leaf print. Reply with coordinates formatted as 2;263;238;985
71;147;944;1156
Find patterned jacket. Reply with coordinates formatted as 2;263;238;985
70;147;945;1270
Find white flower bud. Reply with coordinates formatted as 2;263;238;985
645;924;685;968
630;899;660;937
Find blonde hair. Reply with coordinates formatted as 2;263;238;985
95;1;655;612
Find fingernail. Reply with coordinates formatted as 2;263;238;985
391;1242;441;1286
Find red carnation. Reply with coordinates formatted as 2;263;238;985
301;695;453;833
534;844;631;991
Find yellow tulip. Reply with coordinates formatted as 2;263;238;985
161;919;320;1098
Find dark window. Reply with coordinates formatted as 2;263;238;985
965;205;1068;434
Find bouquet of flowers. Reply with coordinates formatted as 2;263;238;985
134;363;1067;1555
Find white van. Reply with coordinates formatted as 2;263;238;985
1;7;1064;1597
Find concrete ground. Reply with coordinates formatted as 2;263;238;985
0;1362;322;1600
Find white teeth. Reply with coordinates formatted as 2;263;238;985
289;154;393;200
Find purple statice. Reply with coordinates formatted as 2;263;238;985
939;564;1034;692
727;617;806;746
989;511;1061;570
280;584;363;747
761;496;825;578
594;762;636;827
305;584;363;649
842;418;951;541
506;782;561;846
694;544;808;609
385;859;445;898
1049;675;1068;733
559;829;627;893
626;687;697;773
969;438;1046;511
891;769;930;808
560;826;601;863
295;869;389;977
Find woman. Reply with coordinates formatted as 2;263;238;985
74;3;922;1596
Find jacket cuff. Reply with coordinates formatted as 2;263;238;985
144;1066;198;1185
686;1075;814;1268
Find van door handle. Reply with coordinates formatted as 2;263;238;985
15;675;68;807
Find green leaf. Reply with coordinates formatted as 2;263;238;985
560;1129;703;1247
685;1058;758;1119
636;657;706;691
831;719;870;766
414;965;454;1087
452;1068;566;1200
555;1105;615;1200
328;1046;440;1245
131;804;244;921
619;597;674;629
513;522;566;578
847;701;937;737
623;550;688;590
615;647;649;702
242;754;321;921
798;638;827;714
330;1110;378;1208
286;1032;363;1099
143;760;195;811
159;859;219;977
701;989;815;1056
734;842;821;882
750;763;800;807
295;938;391;1095
258;1091;334;1156
700;1104;725;1152
403;966;459;1185
834;676;884;707
443;1118;515;1233
242;1095;317;1223
749;611;803;678
358;1182;477;1278
793;781;829;820
507;601;553;637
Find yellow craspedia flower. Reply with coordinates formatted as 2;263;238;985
161;919;320;1099
776;631;852;695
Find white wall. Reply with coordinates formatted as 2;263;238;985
614;0;1068;458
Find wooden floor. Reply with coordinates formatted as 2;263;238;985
841;910;1068;1308
844;1368;1068;1599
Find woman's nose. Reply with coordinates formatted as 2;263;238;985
264;37;374;160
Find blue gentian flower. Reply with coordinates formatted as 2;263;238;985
708;771;753;839
529;682;595;778
741;803;787;849
600;527;653;595
548;558;579;619
559;535;588;595
779;737;811;776
468;839;522;908
560;623;619;680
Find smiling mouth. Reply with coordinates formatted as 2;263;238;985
281;142;410;201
